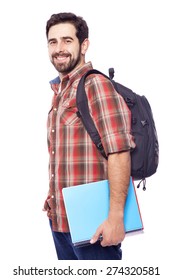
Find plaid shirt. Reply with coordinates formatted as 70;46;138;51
46;62;135;232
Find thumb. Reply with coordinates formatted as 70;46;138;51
90;225;103;244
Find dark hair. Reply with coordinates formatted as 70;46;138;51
46;12;89;44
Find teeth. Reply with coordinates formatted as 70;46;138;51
55;56;68;60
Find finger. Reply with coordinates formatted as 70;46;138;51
90;226;103;244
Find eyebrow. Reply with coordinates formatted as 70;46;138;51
48;36;74;43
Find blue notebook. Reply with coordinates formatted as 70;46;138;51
62;177;143;246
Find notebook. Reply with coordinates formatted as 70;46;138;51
62;177;143;247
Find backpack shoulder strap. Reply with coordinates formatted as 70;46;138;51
76;69;109;159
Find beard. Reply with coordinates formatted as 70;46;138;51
51;49;81;75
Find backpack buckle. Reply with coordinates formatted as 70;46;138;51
141;120;148;126
96;142;107;160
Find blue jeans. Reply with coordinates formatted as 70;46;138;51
49;220;122;260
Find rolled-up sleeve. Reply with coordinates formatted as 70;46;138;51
86;75;136;155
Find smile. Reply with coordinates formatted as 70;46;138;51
54;55;69;63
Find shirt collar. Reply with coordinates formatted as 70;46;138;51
49;62;93;94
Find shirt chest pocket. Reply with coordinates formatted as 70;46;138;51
60;98;82;126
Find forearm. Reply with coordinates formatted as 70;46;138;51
90;150;131;246
108;151;131;220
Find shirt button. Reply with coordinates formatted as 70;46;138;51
51;174;54;177
52;129;55;133
53;108;57;111
51;195;54;198
52;150;55;154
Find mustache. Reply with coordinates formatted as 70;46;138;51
52;52;70;58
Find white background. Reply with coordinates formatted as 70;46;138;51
0;0;172;278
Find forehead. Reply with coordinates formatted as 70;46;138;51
48;23;77;39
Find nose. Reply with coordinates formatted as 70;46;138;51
52;41;65;54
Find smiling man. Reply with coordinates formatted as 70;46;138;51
47;18;89;77
43;12;135;260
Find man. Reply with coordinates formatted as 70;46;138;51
43;12;135;260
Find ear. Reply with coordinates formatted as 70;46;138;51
81;38;90;55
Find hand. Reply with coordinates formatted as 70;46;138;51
42;196;51;212
90;216;125;247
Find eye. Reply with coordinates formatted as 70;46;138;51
65;38;73;44
48;40;57;46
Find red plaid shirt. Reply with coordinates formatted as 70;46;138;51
46;62;135;232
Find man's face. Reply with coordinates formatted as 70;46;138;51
48;23;83;76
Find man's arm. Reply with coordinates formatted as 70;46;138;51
90;150;131;247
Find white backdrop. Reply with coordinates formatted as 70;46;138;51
0;0;172;278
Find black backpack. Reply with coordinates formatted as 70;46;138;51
76;68;159;190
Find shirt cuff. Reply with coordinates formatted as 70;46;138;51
101;132;135;156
